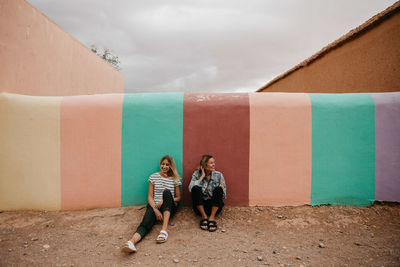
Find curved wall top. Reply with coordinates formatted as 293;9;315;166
0;92;399;210
0;0;124;96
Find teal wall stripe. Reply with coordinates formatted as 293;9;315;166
121;93;184;206
309;94;375;206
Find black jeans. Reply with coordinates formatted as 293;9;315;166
191;185;224;217
136;189;177;238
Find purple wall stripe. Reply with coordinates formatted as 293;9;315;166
371;93;400;202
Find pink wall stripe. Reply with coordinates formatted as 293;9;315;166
61;94;123;210
249;93;312;206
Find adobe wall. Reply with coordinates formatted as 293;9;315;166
259;10;400;93
1;92;399;210
0;0;124;96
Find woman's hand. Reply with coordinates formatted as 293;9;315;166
198;166;206;183
154;208;163;221
155;200;163;209
219;185;224;189
173;185;181;203
200;166;205;177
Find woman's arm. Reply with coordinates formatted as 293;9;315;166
148;182;163;220
219;173;227;198
173;185;181;203
188;168;205;192
147;182;157;209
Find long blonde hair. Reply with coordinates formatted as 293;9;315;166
160;155;180;185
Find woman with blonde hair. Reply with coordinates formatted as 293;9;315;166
122;155;181;253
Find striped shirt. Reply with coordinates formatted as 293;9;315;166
149;173;181;203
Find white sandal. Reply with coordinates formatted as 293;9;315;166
122;240;137;253
156;230;168;243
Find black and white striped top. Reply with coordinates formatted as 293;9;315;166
149;173;181;203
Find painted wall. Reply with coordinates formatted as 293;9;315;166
249;93;311;206
0;94;61;210
60;94;123;210
309;94;375;206
183;94;250;206
1;92;399;210
258;7;400;93
0;0;124;96
121;93;183;207
372;93;400;202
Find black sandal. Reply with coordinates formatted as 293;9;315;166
200;219;208;230
208;220;217;232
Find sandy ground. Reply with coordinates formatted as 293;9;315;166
0;203;399;266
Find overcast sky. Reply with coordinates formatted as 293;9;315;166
28;0;397;93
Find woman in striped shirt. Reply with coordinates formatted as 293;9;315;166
122;155;182;253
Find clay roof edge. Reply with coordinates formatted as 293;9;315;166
257;1;400;92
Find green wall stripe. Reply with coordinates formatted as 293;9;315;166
309;93;375;206
121;93;183;206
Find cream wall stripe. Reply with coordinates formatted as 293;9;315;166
0;93;61;210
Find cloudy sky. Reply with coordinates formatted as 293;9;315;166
28;0;397;93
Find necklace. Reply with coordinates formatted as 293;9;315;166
160;172;169;178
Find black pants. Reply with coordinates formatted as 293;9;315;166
191;185;224;216
136;189;177;238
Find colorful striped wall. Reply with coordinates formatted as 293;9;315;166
0;92;399;210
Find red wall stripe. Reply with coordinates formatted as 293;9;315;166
182;93;250;206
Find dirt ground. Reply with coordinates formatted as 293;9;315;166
0;203;399;267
